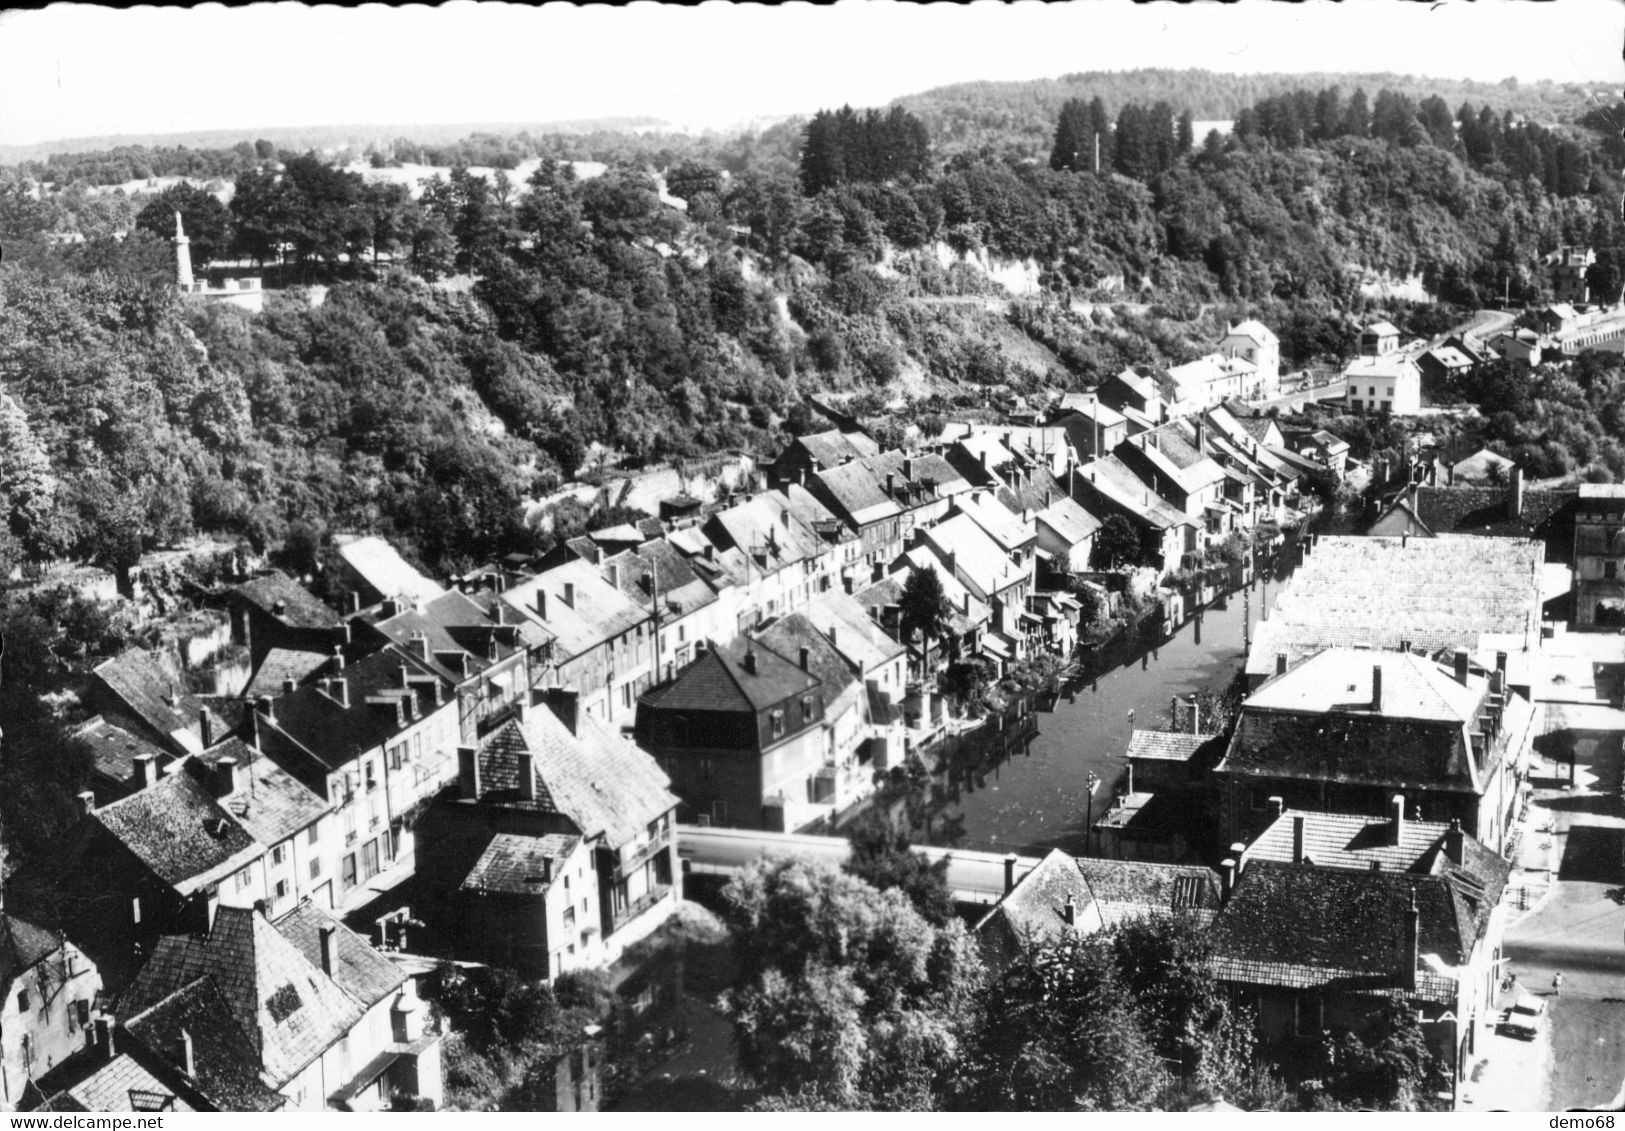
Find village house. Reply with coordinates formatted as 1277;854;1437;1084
247;645;460;904
1095;366;1169;427
865;449;974;538
416;691;680;977
1071;455;1196;572
1051;395;1128;461
0;910;103;1107
1487;328;1542;367
1360;321;1402;357
88;650;213;760
603;540;732;685
858;560;990;692
499;559;652;724
1218;320;1281;396
1165;353;1256;415
1282;429;1351;477
700;491;837;633
113;903;439;1111
1343;353;1422;415
802;459;906;569
913;514;1033;661
225;572;344;669
634;637;829;832
1213;648;1535;854
953;489;1038;577
1546;245;1595;306
768;429;881;488
1572;483;1625;628
1113;421;1232;544
1211;809;1510;1092
1246;534;1546;686
1035;494;1103;576
70;717;182;806
1417;344;1476;392
1367;470;1577;581
331;535;446;610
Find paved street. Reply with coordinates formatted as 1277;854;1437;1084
1497;700;1625;1111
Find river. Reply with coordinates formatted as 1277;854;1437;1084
917;572;1281;858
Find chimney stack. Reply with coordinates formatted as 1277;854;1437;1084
179;1029;195;1078
410;632;430;662
1062;894;1076;927
608;562;620;590
1220;858;1236;902
1371;664;1384;713
562;582;575;609
95;1018;116;1061
799;646;811;671
1496;650;1508;677
1268;796;1284;821
457;745;481;800
318;926;336;976
535;589;548;620
213;757;238;799
78;790;96;815
331;646;346;672
1454;647;1470;686
1391;793;1406;846
518;751;536;801
199;708;214;750
1003;852;1018;895
134;753;159;790
1292;814;1306;864
1275;652;1288;676
743;648;758;675
1401;890;1420;992
1445;818;1465;866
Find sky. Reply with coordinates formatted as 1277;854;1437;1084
0;0;1621;146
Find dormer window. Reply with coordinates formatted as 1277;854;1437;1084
801;697;814;724
770;710;785;739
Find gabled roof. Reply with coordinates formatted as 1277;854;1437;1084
867;557;990;638
0;911;62;991
1075;456;1191;531
1224;319;1278;346
92;651;204;756
333;536;445;606
756;613;861;701
1363;320;1401;337
254;645;455;775
230;572;338;630
120;906;363;1086
1243;810;1512;891
57;1051;203;1113
1423;345;1474;370
273;901;404;1010
93;773;261;896
608;541;719;620
803;591;907;672
640;636;819;716
201;739;328;849
1380;484;1576;547
1121;424;1228;494
920;513;1027;598
1074;858;1224;928
1052;394;1125;429
1343;354;1419;380
1125;729;1213;763
367;588;529;683
1449;448;1517;484
810;460;903;527
1207;860;1497;1005
955;491;1034;553
121;978;283;1110
975;849;1101;947
72;716;176;788
1035;495;1103;547
243;648;331;700
500;558;649;661
1242;648;1483;723
480;702;677;848
1246;535;1544;678
704;493;821;571
866;449;972;500
784;429;880;472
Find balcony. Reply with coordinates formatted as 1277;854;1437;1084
618;825;673;873
611;883;673;932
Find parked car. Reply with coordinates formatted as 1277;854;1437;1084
1499;991;1546;1040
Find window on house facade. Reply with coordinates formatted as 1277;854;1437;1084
271;844;286;866
564;906;576;932
16;989;28;1013
308;825;320;846
275;879;289;901
342;854;358;889
235;867;253;892
711;800;728;825
1608;561;1618;580
801;697;814;724
308;857;322;881
699;756;714;780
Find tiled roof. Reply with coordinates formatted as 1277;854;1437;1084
1126;730;1213;763
120;907;362;1086
1424;346;1474;370
1075;858;1223;929
481;704;676;849
230;572;338;629
975;849;1101;946
955;492;1033;553
756;613;859;698
333;535;445;605
61;1053;199;1113
1449;448;1517;483
811;461;902;527
920;513;1027;598
273;901;404;1009
201;739;328;848
0;911;61;990
642;635;819;716
458;832;580;895
1343;354;1419;380
1244;649;1483;722
121;977;286;1111
790;430;880;471
72;716;175;787
704;493;821;572
367;588;528;683
500;558;649;661
243;648;331;700
1364;321;1401;337
1383;485;1576;552
1036;496;1102;547
1225;319;1278;345
1075;455;1190;530
804;591;907;670
92;650;203;755
1053;393;1125;428
1207;860;1494;1005
866;450;972;498
94;773;261;895
255;644;455;773
859;562;989;639
1122;426;1228;495
1245;535;1544;678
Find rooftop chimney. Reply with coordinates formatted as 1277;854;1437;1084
1391;793;1406;846
1268;796;1284;821
1292;814;1306;864
1220;857;1236;902
78;790;96;814
179;1029;195;1078
1062;894;1076;927
535;589;548;620
133;753;159;790
327;676;350;708
543;687;580;736
608;562;620;590
1004;852;1018;895
213;757;238;799
1445;818;1465;866
1454;647;1470;686
1496;650;1508;677
331;646;346;672
458;745;481;801
410;632;430;662
1371;664;1384;713
199;708;214;750
743;649;758;675
562;582;575;609
282;676;297;695
1401;890;1420;992
1275;652;1288;676
318;925;336;976
95;1017;116;1061
255;695;274;723
799;646;811;671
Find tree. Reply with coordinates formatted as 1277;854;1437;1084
1050;99;1094;173
899;564;954;671
1092;514;1140;569
958;930;1162;1111
253;138;277;161
720;857;983;1109
135;182;230;270
1318;992;1440;1111
843;810;955;926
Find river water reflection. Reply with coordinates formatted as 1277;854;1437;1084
922;573;1278;858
